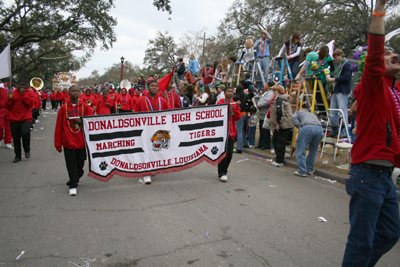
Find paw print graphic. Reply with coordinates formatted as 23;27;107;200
99;161;108;171
211;146;218;155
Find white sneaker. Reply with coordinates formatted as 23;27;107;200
271;161;283;167
271;149;275;154
6;144;13;149
294;171;307;177
219;175;228;182
69;188;77;196
249;145;255;148
143;176;152;184
36;120;39;123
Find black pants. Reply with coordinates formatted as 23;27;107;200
32;108;39;127
10;121;31;159
257;119;271;149
57;100;62;108
51;100;57;109
110;107;116;114
273;128;291;164
218;138;234;177
41;99;47;110
64;148;86;188
119;109;131;113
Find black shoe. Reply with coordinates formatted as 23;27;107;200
243;145;249;148
260;147;270;150
234;149;242;154
256;146;262;149
13;157;21;163
25;152;31;159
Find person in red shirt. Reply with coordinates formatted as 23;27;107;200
107;87;116;114
4;79;36;163
201;62;214;86
41;90;48;110
216;87;241;181
54;85;94;196
342;1;400;266
56;88;63;108
80;88;97;113
130;89;141;111
96;91;112;115
31;88;41;129
59;88;68;104
115;88;132;113
135;80;171;184
158;84;180;109
49;90;57;110
0;83;13;149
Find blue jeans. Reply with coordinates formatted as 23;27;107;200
256;57;270;89
236;114;248;150
289;61;300;78
248;126;256;146
178;74;184;81
343;165;400;266
330;93;349;136
296;125;324;174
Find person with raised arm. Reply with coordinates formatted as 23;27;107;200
342;1;400;266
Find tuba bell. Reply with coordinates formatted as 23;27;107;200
30;77;44;90
120;79;131;90
87;99;92;106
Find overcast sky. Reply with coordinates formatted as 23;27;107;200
74;0;234;79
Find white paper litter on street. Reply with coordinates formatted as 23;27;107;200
15;251;25;260
138;179;144;184
236;159;249;163
318;217;328;222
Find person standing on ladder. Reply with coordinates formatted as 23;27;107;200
275;31;302;77
253;29;272;90
326;49;352;138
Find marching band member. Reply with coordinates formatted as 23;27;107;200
41;89;48;111
54;85;94;196
80;88;97;113
107;87;116;113
134;80;171;184
0;82;13;149
96;90;112;115
158;84;180;109
115;88;132;113
56;88;63;108
49;90;57;110
61;88;69;104
4;78;36;163
216;87;241;182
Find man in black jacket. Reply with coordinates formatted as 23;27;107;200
176;58;185;81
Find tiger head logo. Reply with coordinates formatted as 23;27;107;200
151;130;171;151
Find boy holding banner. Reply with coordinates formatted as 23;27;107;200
54;85;94;196
216;87;241;181
135;80;172;184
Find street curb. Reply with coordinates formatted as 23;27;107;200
241;147;400;198
241;148;347;184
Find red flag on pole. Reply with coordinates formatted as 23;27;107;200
157;67;175;92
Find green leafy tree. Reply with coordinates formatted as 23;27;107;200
0;0;117;79
218;0;399;58
143;31;181;75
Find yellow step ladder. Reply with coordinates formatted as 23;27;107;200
290;77;329;155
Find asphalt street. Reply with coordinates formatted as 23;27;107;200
0;109;399;267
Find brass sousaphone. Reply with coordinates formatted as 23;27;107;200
30;77;44;90
117;79;131;113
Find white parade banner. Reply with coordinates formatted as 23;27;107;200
82;105;229;182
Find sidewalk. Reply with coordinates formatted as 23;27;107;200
236;139;400;197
